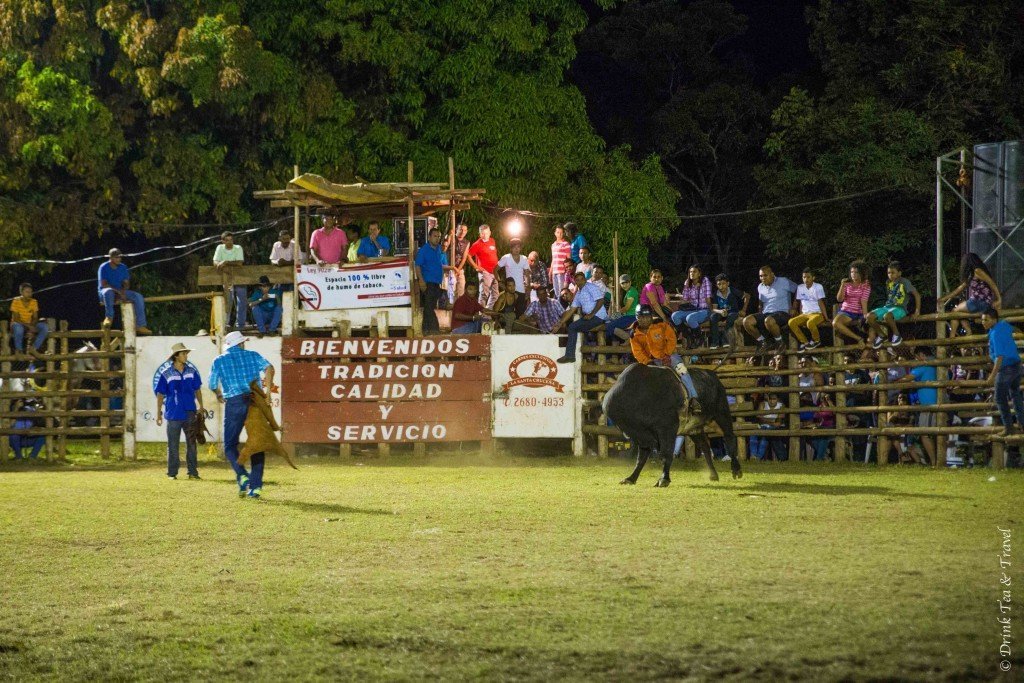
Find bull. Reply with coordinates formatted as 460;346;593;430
602;363;742;487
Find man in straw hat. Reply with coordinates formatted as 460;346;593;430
153;342;205;480
208;331;277;499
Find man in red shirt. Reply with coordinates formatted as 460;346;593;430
450;282;496;333
467;224;499;308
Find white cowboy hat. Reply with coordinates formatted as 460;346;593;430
223;330;246;351
167;342;193;360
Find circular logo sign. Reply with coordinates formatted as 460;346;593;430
503;354;564;392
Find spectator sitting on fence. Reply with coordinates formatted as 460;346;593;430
708;274;749;350
640;269;671;324
750;392;787;461
515;286;564;334
357;221;391;263
9;282;48;358
982;308;1024;437
565;222;587;263
527;251;549;303
558;286;575;310
494;278;523;331
604;274;639;344
939;252;1002;335
248;276;282;337
310;214;350;266
866;261;920;349
154;342;204;480
742;265;798;355
670;264;713;345
98;248;151;335
450;283;496;334
575;247;595;280
898;346;937;464
555;271;608;364
831;260;871;348
8;398;44;460
788;267;829;352
269;229;305;266
213;231;248;331
345;225;361;263
590;265;610;304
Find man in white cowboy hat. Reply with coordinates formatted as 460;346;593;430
208;331;277;499
153;342;205;480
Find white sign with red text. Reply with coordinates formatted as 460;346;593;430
296;259;411;310
491;335;578;438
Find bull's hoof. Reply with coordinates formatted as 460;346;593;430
732;469;743;480
654;478;670;488
620;478;636;485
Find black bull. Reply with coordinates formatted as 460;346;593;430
602;363;742;487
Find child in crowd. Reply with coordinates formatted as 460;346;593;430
708;274;748;349
639;269;670;324
788;267;829;351
866;261;920;349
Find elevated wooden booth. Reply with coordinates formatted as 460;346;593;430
252;164;485;336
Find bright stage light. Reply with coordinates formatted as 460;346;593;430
504;215;524;237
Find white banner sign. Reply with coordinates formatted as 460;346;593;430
296;259;411;311
491;335;578;438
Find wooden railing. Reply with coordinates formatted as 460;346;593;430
579;308;1024;469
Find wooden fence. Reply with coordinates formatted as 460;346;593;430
0;320;128;460
580;308;1024;469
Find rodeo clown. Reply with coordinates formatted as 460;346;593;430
629;305;702;414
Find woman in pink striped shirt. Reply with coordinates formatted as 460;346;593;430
832;260;871;346
549;225;572;297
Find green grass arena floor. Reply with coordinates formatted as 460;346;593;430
0;444;1021;681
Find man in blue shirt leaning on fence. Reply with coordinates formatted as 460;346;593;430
982;309;1024;436
209;331;277;499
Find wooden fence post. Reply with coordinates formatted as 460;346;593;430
58;321;69;458
833;338;847;461
934;318;948;468
43;318;56;459
787;336;801;461
122;306;137;460
0;321;9;461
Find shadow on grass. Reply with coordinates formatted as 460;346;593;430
264;499;392;516
689;481;963;499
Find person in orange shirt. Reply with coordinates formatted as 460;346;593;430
630;305;702;413
9;283;48;357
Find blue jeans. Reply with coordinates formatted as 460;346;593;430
231;286;248;329
750;427;787;460
12;321;48;351
223;394;265;489
708;312;738;346
995;362;1024;429
452;320;482;334
671;308;711;329
603;315;636;343
811;437;832;461
563;316;607;358
252;305;282;333
652;353;699;401
9;434;44;458
100;289;147;327
167;412;198;477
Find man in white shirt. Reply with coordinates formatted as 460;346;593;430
788;268;829;351
496;238;531;297
269;229;304;266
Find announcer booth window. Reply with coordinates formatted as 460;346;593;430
391;217;439;256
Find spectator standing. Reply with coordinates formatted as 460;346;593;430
788;268;829;351
496;238;531;302
527;251;549;302
9;283;48;356
269;229;305;266
213;231;248;330
565;222;587;263
248;276;283;336
97;248;151;335
555;271;608;363
750;393;787;461
939;252;1002;334
604;274;639;343
708;274;748;349
450;283;496;334
832;260;871;346
208;331;276;499
467;224;500;308
550;225;573;297
742;265;797;352
670;264;713;337
357;221;392;263
898;347;938;464
575;247;595;280
309;215;350;266
640;269;671;324
154;342;204;480
517;287;565;334
867;261;920;349
414;227;445;334
345;225;362;263
451;224;470;298
8;398;44;459
982;309;1024;436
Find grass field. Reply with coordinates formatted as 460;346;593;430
0;444;1020;681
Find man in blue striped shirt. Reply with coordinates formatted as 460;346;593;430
209;331;276;499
